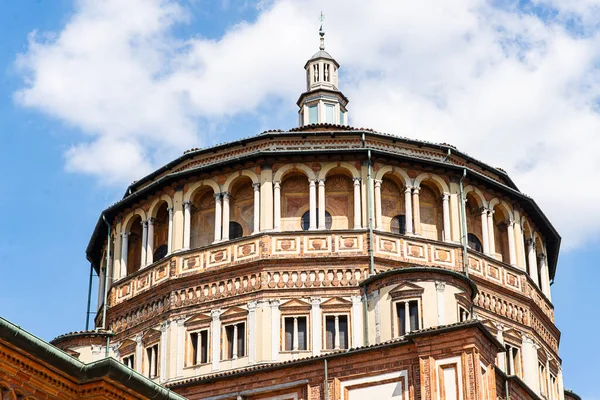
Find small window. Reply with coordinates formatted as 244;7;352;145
153;244;168;262
301;209;332;230
309;105;318;124
325;104;334;123
284;316;308;351
467;233;483;253
122;354;135;369
145;344;159;378
339;110;345;125
229;221;243;240
391;215;407;235
396;300;420;336
458;305;470;322
190;330;209;365
505;344;521;376
224;322;245;360
539;362;548;397
325;315;348;350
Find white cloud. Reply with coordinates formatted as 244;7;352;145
13;0;600;249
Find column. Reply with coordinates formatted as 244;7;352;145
351;295;363;347
247;301;257;363
373;291;381;343
374;179;382;230
508;347;516;375
252;183;260;234
292;317;299;351
270;300;280;361
404;186;413;235
309;179;317;230
232;324;238;360
487;209;496;255
214;193;222;242
442;193;451;242
146;218;154;265
522;335;540;393
481;208;490;254
435;281;446;325
526;239;539;285
175;317;185;377
211;310;222;371
120;232;128;278
140;220;148;267
507;219;517;266
260;166;274;231
183;201;192;250
514;216;526;269
311;298;322;356
334;315;340;350
404;301;410;334
150;346;157;377
495;323;506;373
539;254;551;300
273;181;281;231
412;187;421;235
167;207;174;254
135;334;143;372
353;178;362;229
318;179;326;230
159;321;168;382
222;192;230;241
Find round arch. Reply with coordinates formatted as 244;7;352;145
273;163;316;181
317;161;360;180
463;185;488;208
222;169;260;193
122;208;146;232
184;179;221;203
148;194;174;218
374;165;412;186
488;198;513;222
413;172;450;194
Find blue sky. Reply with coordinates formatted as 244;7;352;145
0;0;597;397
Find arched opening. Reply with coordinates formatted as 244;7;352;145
191;187;216;248
302;210;332;230
381;175;406;234
229;221;243;240
127;215;143;275
324;171;354;230
280;172;310;231
465;193;484;254
153;202;169;262
523;222;533;275
535;236;544;288
467;233;483;252
229;177;254;238
492;205;510;263
419;183;443;241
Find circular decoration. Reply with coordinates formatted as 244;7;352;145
280;240;292;250
344;238;354;248
438;251;448;261
214;251;224;261
241;245;251;256
312;240;323;249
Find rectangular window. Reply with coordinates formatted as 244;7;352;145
309;105;318;124
224;322;246;359
190;330;209;365
122;354;135;369
505;344;520;376
550;374;558;400
339;110;344;125
539;362;548;397
396;300;420;336
145;344;159;378
284;316;308;351
458;305;470;322
325;104;334;123
325;315;349;350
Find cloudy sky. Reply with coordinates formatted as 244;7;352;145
0;0;596;397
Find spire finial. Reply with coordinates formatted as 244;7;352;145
319;11;325;50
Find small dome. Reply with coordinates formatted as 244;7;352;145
310;49;335;61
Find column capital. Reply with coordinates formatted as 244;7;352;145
317;178;326;185
221;192;231;200
183;200;193;209
435;281;446;292
213;192;222;200
537;253;547;262
442;192;450;201
352;177;361;185
373;179;382;188
146;217;155;225
350;295;362;304
211;309;223;320
141;219;148;227
253;182;261;190
404;186;413;194
160;320;169;332
308;179;316;186
176;316;187;326
135;333;144;344
270;299;281;308
525;238;534;247
168;206;174;215
247;300;257;310
412;187;420;194
121;232;129;238
479;207;489;216
310;297;322;306
273;181;281;189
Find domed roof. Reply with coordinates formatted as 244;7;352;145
310;49;335;61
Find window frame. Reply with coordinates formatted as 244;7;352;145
144;343;159;379
281;314;310;352
457;304;470;322
393;298;422;337
122;353;135;370
222;321;246;360
505;342;522;377
323;313;350;351
188;328;210;367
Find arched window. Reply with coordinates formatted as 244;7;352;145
467;233;483;253
229;222;243;239
153;245;168;262
301;209;332;231
391;215;407;235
